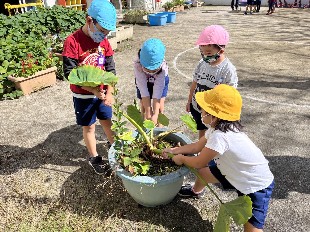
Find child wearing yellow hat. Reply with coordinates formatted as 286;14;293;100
164;84;274;232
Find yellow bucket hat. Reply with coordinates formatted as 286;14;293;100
195;84;242;121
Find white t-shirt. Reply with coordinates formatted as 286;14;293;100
205;128;274;194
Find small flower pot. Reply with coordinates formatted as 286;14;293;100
8;67;57;95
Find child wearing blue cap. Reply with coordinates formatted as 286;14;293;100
134;38;170;124
62;0;117;175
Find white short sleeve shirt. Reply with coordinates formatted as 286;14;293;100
205;128;274;194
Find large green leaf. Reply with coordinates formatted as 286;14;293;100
214;204;230;232
127;105;144;129
214;196;252;232
68;65;118;87
143;120;155;130
158;113;169;126
223;196;252;225
180;114;197;133
118;131;134;141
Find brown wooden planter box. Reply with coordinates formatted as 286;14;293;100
8;67;57;95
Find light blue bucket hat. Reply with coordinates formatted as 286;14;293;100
140;38;166;70
88;0;117;31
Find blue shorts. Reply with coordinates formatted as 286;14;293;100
190;103;207;131
209;164;275;229
136;75;169;99
73;97;112;126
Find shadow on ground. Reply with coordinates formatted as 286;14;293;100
0;124;109;175
1;125;309;229
58;167;213;231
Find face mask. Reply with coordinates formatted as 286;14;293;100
88;22;106;43
202;52;220;63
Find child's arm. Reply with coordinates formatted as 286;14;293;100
173;147;218;169
141;97;152;120
63;56;78;80
104;56;116;75
80;86;106;100
103;85;114;106
151;99;160;123
187;81;197;112
163;135;207;157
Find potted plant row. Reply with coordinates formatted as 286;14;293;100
162;0;186;12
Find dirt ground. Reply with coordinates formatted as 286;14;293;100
1;5;309;232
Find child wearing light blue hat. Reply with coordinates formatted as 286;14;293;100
134;38;170;125
62;0;117;175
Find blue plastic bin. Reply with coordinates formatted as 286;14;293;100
156;12;176;23
166;12;177;23
148;14;167;26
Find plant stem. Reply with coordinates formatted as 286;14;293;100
123;113;154;150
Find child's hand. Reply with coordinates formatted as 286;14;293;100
186;102;191;112
103;92;114;106
93;88;105;100
172;154;184;165
162;147;175;159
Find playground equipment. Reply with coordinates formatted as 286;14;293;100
4;0;43;16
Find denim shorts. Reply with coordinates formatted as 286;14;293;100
73;97;112;126
136;75;169;99
190;103;207;131
209;164;275;229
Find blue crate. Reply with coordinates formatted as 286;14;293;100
157;12;176;23
148;14;167;26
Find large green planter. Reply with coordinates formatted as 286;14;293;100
108;128;192;207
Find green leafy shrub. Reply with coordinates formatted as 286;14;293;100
0;6;86;100
123;9;149;24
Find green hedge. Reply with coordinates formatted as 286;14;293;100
0;6;86;100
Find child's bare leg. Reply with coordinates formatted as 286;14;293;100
99;119;114;144
193;167;219;192
83;124;97;157
244;222;263;232
159;97;165;114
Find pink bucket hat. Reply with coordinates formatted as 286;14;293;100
196;25;229;46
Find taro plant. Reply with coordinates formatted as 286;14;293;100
111;89;253;232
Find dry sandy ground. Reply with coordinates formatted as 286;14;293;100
0;5;309;232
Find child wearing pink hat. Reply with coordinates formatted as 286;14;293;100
186;25;238;139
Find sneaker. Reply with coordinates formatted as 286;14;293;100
88;156;111;175
244;11;248;15
178;184;205;198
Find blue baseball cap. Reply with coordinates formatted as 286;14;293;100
88;0;117;31
140;38;166;70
